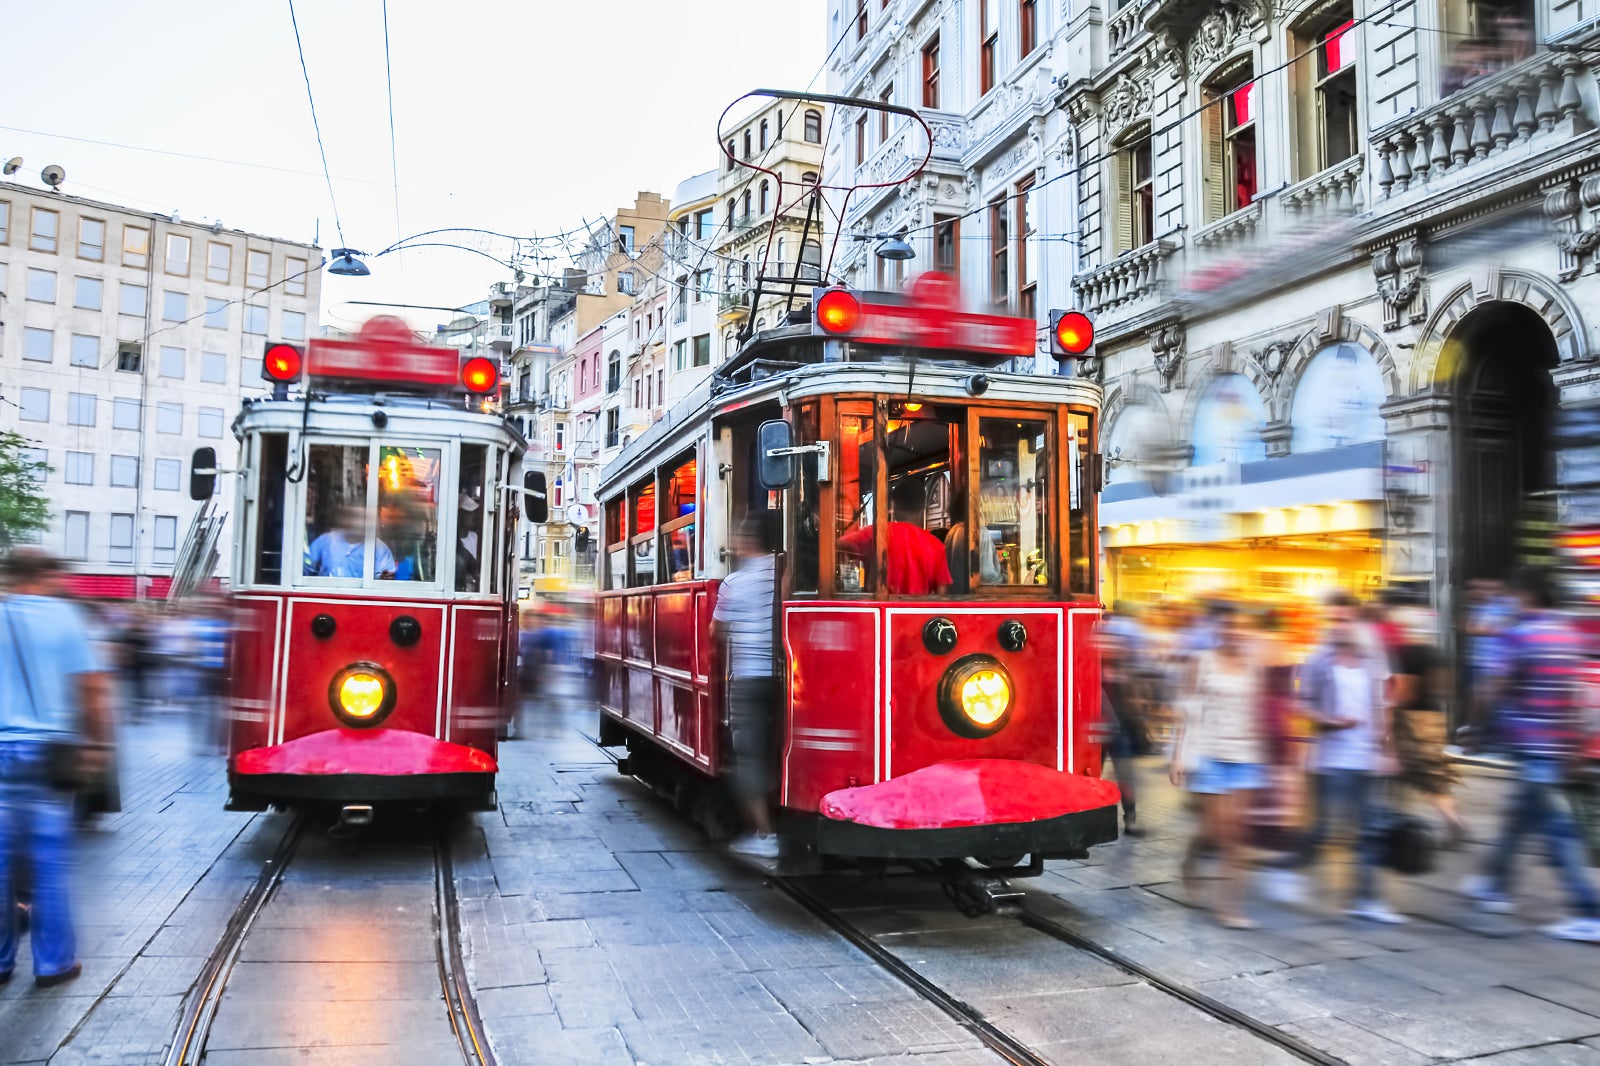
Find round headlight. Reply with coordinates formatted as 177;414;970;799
328;663;396;727
937;655;1014;738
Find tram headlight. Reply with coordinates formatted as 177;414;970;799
936;655;1014;738
328;663;396;728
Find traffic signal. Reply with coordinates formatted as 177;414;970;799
261;341;304;383
813;288;863;336
1047;309;1095;361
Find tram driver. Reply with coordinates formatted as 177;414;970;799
838;479;952;595
304;504;397;580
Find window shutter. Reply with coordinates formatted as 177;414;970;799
1200;101;1226;223
1111;153;1133;255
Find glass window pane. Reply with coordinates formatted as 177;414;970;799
201;352;227;384
23;328;53;362
120;283;147;316
282;310;306;341
65;452;93;485
303;444;376;580
247;250;270;288
0;201;9;242
68;393;96;426
110;514;135;563
456;444;488;592
27;268;55;302
285;257;308;296
163;291;187;322
70;334;98;368
79;218;104;260
157;402;183;434
198;407;224;438
154;458;181;491
377;445;444;583
245;305;267;334
113;398;141;430
833;405;876;593
153;516;178;564
159;346;186;378
110;455;139;487
123;225;149;268
207;242;232;283
64;512;89;560
166;233;190;274
19;388;48;422
30;208;57;252
74;277;102;310
205;297;229;329
976;418;1050;586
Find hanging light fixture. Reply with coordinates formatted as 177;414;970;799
327;248;371;276
875;234;915;261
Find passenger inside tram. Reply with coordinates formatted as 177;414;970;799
304;504;397;580
377;446;442;582
839;479;952;595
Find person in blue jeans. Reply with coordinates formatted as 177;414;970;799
1462;567;1600;942
0;549;113;987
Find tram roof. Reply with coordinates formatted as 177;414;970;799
233;393;528;452
599;329;1101;496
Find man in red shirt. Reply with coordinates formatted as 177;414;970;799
839;480;952;595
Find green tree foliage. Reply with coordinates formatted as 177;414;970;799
0;431;51;550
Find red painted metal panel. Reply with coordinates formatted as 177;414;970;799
597;595;624;658
1069;608;1104;777
228;596;281;755
884;606;1064;780
235;728;496;775
625;595;653;663
628;668;657;731
819;759;1120;829
653;588;698;676
447;605;504;758
782;606;880;812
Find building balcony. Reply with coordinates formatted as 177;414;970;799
1281;154;1366;218
1372;50;1590;206
1073;239;1177;315
718;290;751;320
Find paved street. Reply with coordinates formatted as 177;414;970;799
3;679;1600;1065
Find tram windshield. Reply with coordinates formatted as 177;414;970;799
300;441;443;585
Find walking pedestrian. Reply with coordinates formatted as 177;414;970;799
0;549;114;986
713;512;781;860
1383;589;1467;846
1462;567;1600;941
1099;607;1150;836
1170;602;1268;929
1297;593;1405;923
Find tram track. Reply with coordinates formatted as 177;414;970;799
162;814;495;1066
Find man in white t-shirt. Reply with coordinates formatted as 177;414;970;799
1297;593;1401;924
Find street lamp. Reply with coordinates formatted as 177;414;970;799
327;248;371;276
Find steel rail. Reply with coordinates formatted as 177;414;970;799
1013;909;1345;1066
434;826;497;1066
164;814;307;1066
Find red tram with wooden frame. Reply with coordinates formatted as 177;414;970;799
594;276;1120;901
202;316;541;817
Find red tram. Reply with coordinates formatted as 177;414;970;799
594;276;1120;900
201;316;541;816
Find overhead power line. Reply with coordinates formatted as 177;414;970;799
286;0;347;251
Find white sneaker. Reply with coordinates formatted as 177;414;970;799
1542;917;1600;943
729;834;780;860
1347;900;1407;925
1259;868;1306;906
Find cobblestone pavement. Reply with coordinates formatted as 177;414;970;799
6;680;1600;1065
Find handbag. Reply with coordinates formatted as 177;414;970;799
5;601;85;792
1381;811;1438;875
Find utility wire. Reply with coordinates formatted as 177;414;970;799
286;0;347;251
380;0;406;298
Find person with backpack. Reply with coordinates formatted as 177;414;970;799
1461;567;1600;942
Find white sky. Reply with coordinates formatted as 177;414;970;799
3;0;826;331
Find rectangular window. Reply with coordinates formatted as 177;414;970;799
68;393;96;427
23;327;53;362
1310;14;1358;177
0;200;8;242
989;197;1009;309
205;297;229;329
555;422;567;452
244;304;267;334
27;268;56;302
165;233;190;275
30;207;58;252
153;516;178;565
159;346;186;378
673;339;687;370
78;218;105;261
933;214;960;276
285;257;308;296
163;290;187;322
154;458;182;491
692;333;710;367
1116;139;1156;252
855;116;867;167
19;388;49;422
879;84;893;143
109;513;135;564
976;417;1052;587
65;452;94;485
923;35;941;109
1204;67;1259;221
856;0;868;39
198;407;224;438
113;398;141;430
71;334;98;368
123;225;149;268
283;310;307;341
1020;0;1037;57
695;209;714;240
201;351;228;384
64;512;88;560
157;402;183;434
110;455;139;488
20;447;46;485
207;241;232;283
74;276;102;310
980;0;999;95
116;344;142;374
120;283;147;317
246;249;270;289
1017;176;1037;321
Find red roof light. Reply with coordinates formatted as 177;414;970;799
815;289;862;335
462;356;499;394
263;343;303;382
1054;311;1094;356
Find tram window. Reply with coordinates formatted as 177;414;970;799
629;477;658;587
377;445;442;583
833;403;877;594
661;451;697;583
1066;410;1094;594
976;418;1051;587
303;444;385;581
253;433;288;586
792;403;821;593
456;444;488;592
605;497;627;591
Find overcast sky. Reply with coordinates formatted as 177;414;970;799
3;0;825;330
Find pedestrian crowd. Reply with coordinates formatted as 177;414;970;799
0;548;233;988
1098;565;1600;942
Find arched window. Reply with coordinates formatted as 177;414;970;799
1190;374;1267;465
726;198;735;228
760;119;769;151
804;109;823;143
776;237;786;269
554;477;564;508
725;262;738;291
725;141;736;172
799;240;822;281
742;189;752;218
742;257;752;285
759;180;770;214
1290;342;1386;452
743;129;753;158
801;171;819;184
